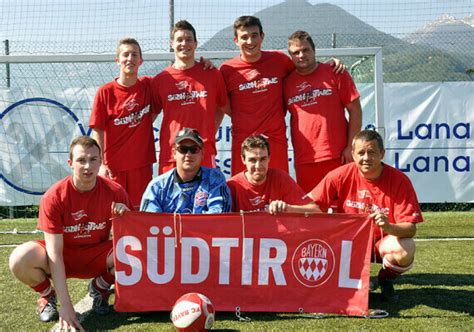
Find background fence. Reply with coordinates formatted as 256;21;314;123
1;0;472;83
1;1;473;216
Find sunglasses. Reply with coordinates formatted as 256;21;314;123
176;145;201;155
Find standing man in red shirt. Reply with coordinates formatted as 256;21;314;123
9;136;132;330
151;20;230;174
227;135;318;214
308;130;423;302
89;38;158;209
285;31;362;193
220;16;345;176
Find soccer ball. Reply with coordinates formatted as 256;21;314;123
171;292;215;331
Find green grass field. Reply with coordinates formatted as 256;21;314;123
0;212;473;331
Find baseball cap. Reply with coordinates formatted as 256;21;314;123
174;128;204;148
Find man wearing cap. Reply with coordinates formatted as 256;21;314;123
140;128;232;213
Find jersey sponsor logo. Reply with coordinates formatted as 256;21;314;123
291;239;335;287
113;105;151;128
167;90;208;105
71;209;88;221
239;77;278;93
64;221;107;238
287;88;333;106
123;98;140;112
345;199;390;215
194;190;209;207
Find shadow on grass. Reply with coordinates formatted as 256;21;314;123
369;287;474;317
368;273;474;317
81;273;473;328
397;273;474;287
81;310;241;330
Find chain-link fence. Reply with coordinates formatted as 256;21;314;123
1;1;473;216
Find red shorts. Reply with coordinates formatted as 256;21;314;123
36;240;112;279
295;158;342;193
231;139;289;176
159;154;216;175
112;165;152;209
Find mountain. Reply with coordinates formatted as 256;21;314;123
404;14;474;56
201;0;473;82
201;0;399;51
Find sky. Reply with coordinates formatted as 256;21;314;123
0;0;472;52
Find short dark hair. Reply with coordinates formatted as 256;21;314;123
172;20;197;42
233;16;263;37
288;30;315;52
117;37;142;59
241;135;270;158
69;136;101;160
352;130;384;151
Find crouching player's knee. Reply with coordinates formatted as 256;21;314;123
379;236;416;273
9;241;48;282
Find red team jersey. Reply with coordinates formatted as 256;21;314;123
284;63;360;166
89;77;157;172
220;51;294;174
151;63;229;168
310;163;423;240
227;168;312;212
38;176;133;248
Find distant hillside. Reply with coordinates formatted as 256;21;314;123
202;1;399;51
201;0;473;82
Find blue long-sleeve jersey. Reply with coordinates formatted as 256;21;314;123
140;167;232;214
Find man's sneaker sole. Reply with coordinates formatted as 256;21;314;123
369;277;379;292
37;296;59;322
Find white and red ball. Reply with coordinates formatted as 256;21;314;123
171;292;215;331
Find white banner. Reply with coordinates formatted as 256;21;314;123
384;82;473;202
1;82;472;205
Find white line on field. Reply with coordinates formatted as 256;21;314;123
415;238;474;241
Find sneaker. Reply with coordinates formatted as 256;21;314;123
88;281;111;315
37;295;59;322
369;277;379;292
379;278;400;303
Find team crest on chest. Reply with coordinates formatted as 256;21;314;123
175;80;190;90
123;98;139;112
244;69;260;81
249;195;265;206
296;81;311;92
71;210;87;221
357;190;371;199
194;191;209;207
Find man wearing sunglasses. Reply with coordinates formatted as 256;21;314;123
140;128;231;213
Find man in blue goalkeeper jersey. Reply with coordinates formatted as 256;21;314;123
140;128;231;213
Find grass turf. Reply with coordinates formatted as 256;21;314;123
0;212;472;330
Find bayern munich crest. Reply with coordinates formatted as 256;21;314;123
291;239;335;288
